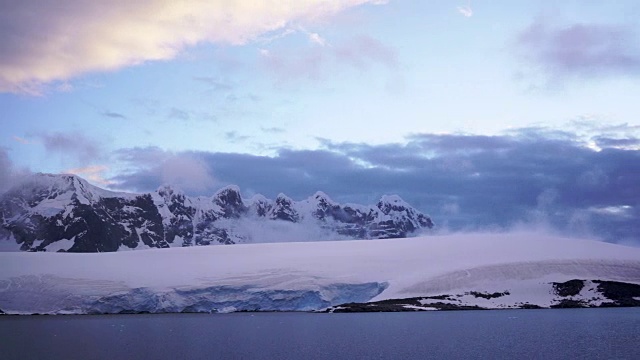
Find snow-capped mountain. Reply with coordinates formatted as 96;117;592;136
0;173;434;252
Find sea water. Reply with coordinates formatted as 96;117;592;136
1;308;639;359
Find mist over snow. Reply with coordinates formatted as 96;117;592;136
214;217;341;243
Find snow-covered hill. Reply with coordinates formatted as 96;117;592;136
1;233;639;314
0;173;434;252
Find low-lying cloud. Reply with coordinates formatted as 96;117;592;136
0;148;31;194
115;149;217;194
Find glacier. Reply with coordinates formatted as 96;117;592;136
1;232;640;314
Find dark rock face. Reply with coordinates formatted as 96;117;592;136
1;174;166;252
550;279;640;308
552;279;585;297
325;296;487;312
468;291;510;299
249;196;272;217
156;185;197;246
213;186;247;218
0;173;435;252
270;194;299;222
594;280;640;307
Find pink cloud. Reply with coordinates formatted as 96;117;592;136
64;165;114;186
0;0;385;94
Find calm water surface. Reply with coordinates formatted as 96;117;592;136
1;308;639;359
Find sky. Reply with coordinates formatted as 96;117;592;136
1;0;640;244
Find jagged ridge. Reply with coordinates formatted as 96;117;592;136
0;173;434;252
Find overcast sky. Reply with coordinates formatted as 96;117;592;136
1;0;639;244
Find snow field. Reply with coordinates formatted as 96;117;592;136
1;232;639;313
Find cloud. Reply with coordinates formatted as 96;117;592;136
0;148;14;193
334;35;397;68
167;108;191;121
12;136;30;144
261;127;286;134
260;35;397;82
405;133;515;153
308;32;328;46
36;132;101;163
225;131;251;143
114;148;217;194
592;136;640;150
64;165;114;186
457;4;473;18
555;119;640;151
56;82;74;92
0;148;30;194
259;48;271;57
514;20;640;80
0;0;383;94
192;77;234;91
260;46;327;81
158;155;216;194
111;127;640;244
102;111;127;119
597;123;640;133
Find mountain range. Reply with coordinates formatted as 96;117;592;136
0;173;434;252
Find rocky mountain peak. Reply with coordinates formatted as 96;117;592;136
156;184;187;206
308;191;339;220
311;191;335;206
157;184;183;198
4;172;104;209
211;185;246;219
248;194;272;217
271;193;299;222
376;195;411;214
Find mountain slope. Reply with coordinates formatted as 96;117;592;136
0;173;434;252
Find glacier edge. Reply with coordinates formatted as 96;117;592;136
0;275;388;314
